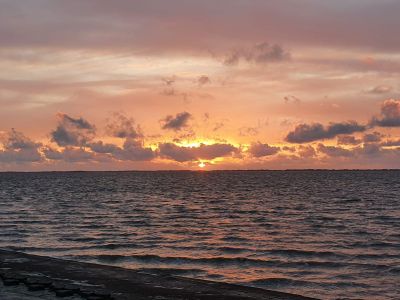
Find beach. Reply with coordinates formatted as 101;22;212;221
0;249;317;300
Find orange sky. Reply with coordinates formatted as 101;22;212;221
1;1;400;170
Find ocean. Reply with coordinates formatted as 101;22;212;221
0;170;399;299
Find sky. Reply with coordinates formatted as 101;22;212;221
1;0;400;170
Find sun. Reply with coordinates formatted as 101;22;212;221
198;162;206;168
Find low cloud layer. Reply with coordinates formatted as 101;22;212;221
43;147;97;163
285;99;400;146
159;143;238;162
286;121;366;143
2;128;41;151
114;139;155;161
363;132;382;143
0;129;42;163
337;135;362;146
1;101;400;169
248;142;280;158
317;144;354;158
19;112;238;165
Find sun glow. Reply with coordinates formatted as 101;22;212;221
198;162;206;168
177;140;214;148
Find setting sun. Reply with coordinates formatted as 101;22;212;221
0;2;399;300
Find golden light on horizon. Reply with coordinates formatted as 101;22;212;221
1;1;400;172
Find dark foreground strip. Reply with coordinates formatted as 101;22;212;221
0;249;318;300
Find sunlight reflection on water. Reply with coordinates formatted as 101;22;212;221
0;170;399;299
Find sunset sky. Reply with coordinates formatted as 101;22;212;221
1;0;400;170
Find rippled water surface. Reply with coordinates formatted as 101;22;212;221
0;170;399;299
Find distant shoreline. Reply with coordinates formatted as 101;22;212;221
0;168;399;173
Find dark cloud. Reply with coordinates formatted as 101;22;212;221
51;113;96;146
161;112;192;131
2;128;41;150
45;143;152;163
61;114;94;129
115;139;155;161
381;139;400;147
297;145;316;158
370;99;400;127
363;132;382;143
317;142;385;159
51;126;79;147
42;147;63;160
89;139;155;161
195;143;239;160
224;42;290;66
282;146;296;152
159;142;238;162
88;141;120;154
46;138;155;162
337;135;362;145
0;148;42;163
43;147;97;162
359;143;382;156
286;121;366;143
106;113;142;139
158;143;195;162
248;142;280;158
0;129;42;163
317;144;354;158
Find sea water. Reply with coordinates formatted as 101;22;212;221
0;170;399;299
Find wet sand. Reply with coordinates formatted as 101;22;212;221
0;280;82;300
0;249;318;300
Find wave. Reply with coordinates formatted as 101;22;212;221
349;241;400;249
72;254;395;272
388;267;400;274
4;242;141;252
266;249;346;259
217;247;248;254
137;267;206;276
249;277;314;287
249;277;370;289
219;236;250;242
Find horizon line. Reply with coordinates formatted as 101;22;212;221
0;168;399;173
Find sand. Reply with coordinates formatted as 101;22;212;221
0;249;318;300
